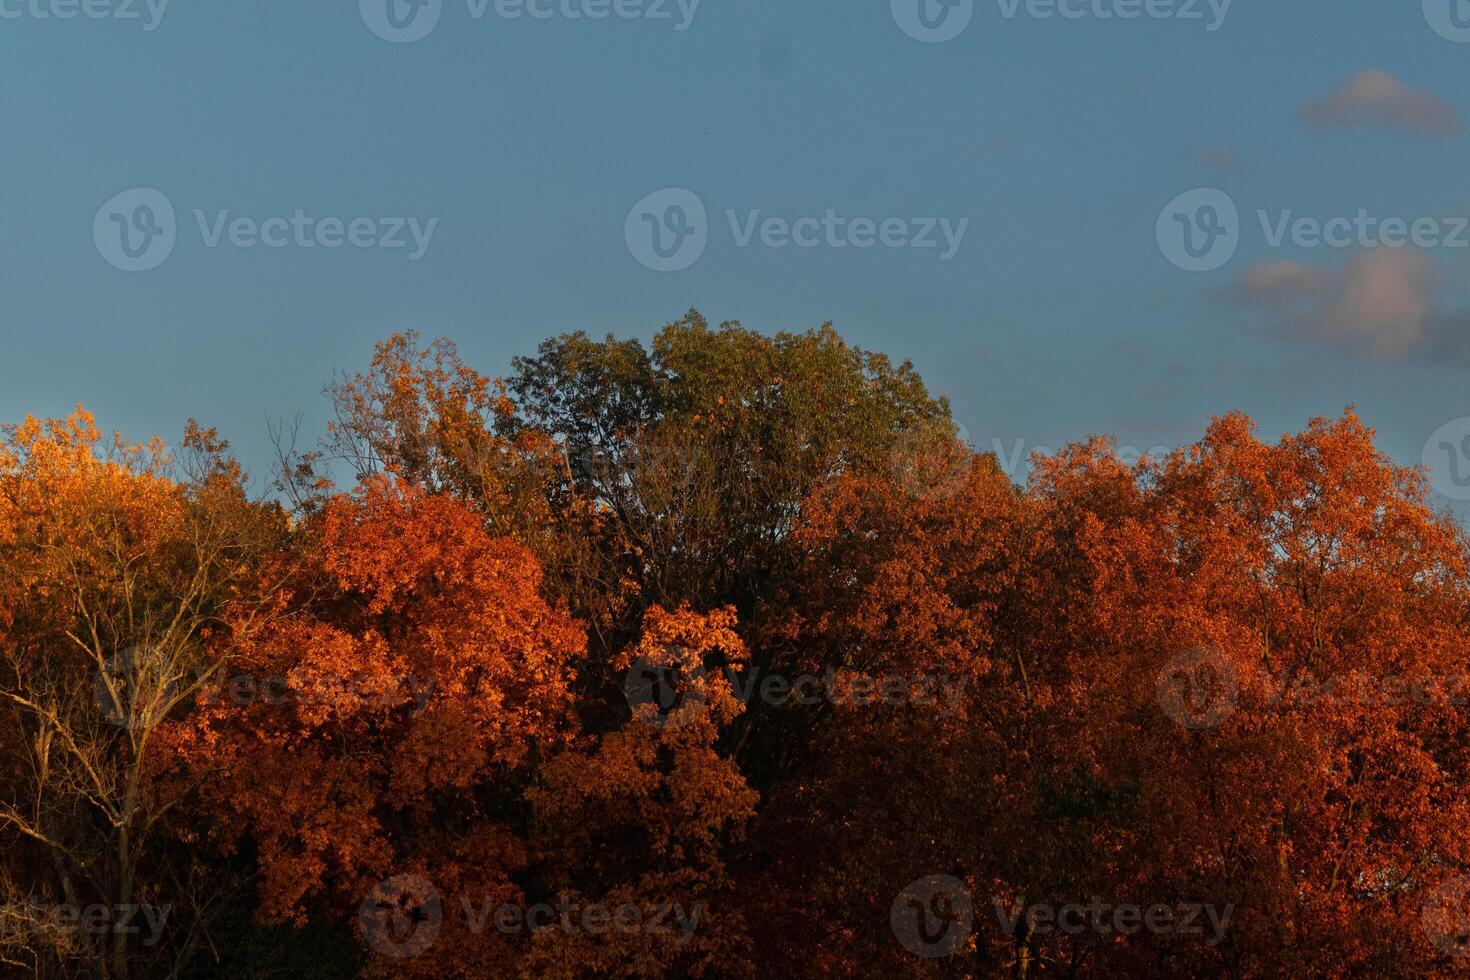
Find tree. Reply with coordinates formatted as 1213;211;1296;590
8;325;1470;980
522;606;759;978
166;476;585;977
980;412;1470;977
0;410;287;980
498;310;953;647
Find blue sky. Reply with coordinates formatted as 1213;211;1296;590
4;0;1470;507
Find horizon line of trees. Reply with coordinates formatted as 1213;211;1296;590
3;310;1469;978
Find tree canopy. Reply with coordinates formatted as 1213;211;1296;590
3;314;1469;978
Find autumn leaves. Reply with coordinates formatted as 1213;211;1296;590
3;316;1470;977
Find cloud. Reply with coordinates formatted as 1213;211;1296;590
1422;310;1470;367
1222;248;1437;361
1301;249;1434;358
1300;70;1462;137
1222;261;1330;307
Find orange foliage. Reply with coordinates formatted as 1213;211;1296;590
169;478;584;934
9;346;1470;980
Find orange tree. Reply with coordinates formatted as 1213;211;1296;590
0;410;286;980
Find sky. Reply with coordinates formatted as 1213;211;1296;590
4;0;1470;510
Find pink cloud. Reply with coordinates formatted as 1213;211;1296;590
1300;70;1462;137
1223;248;1437;361
1224;261;1330;308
